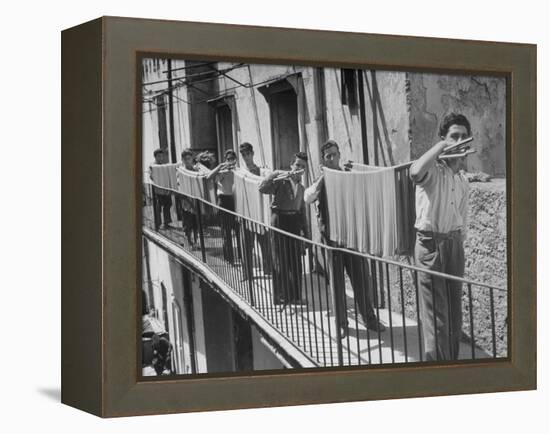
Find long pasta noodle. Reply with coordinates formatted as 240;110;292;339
324;163;414;257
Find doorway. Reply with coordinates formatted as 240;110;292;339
269;90;300;170
215;103;235;161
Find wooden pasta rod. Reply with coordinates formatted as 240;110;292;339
442;136;474;154
439;148;477;159
273;169;305;181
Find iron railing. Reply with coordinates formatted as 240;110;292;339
143;182;508;367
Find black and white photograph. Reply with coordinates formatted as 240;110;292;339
140;58;508;377
2;0;544;427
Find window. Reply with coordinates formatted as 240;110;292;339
341;68;359;111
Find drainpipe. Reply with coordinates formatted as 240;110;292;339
167;59;177;164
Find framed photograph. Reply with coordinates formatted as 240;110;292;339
61;16;536;417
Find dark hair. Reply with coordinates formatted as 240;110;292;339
293;151;308;163
239;142;254;153
153;148;164;157
438;113;471;137
197;151;213;169
320;139;339;158
224;149;237;159
181;148;193;160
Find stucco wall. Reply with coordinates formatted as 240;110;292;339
142;58;193;168
251;326;286;371
142;59;506;178
216;63;327;180
143;238;207;374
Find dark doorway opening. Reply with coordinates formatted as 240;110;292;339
215;103;234;161
269;90;300;170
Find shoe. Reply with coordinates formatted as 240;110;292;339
366;319;386;332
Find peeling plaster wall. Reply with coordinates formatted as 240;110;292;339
323;69;411;166
216;62;292;169
142;60;506;178
215;62;327;179
408;73;506;176
324;68;363;163
365;70;410;165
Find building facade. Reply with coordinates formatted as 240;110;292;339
142;59;506;178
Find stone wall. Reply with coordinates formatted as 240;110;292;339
462;179;508;357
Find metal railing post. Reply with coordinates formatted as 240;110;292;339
151;186;160;230
327;248;344;366
195;198;207;263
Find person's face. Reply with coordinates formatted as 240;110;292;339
240;150;254;165
322;145;340;169
154;151;167;164
443;124;469;173
182;154;194;169
290;157;308;181
443;124;469;144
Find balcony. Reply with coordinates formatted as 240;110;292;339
142;183;507;368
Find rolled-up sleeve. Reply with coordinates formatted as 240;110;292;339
304;176;324;204
258;172;279;194
411;164;437;188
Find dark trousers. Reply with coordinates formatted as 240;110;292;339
175;197;198;245
414;230;464;361
154;191;172;228
271;212;304;305
332;249;377;329
183;210;197;245
257;232;272;274
241;223;272;280
218;195;239;264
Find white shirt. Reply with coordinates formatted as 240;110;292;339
414;160;469;235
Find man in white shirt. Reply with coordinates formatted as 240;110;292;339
206;149;238;263
409;112;472;361
179;148;199;247
239;142;272;278
305;140;385;337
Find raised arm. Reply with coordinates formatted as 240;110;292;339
304;174;324;204
409;140;448;183
258;170;284;195
204;162;231;181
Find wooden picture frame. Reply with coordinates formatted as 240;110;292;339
61;16;536;417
